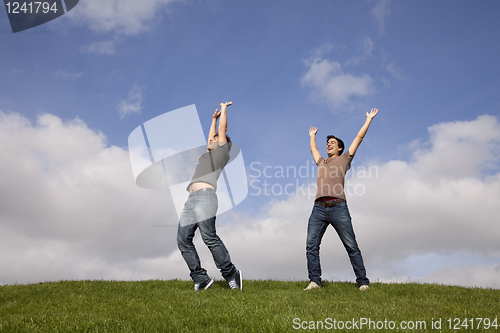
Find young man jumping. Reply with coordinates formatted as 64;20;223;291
304;108;378;291
177;101;242;291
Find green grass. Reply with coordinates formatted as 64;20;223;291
1;280;499;332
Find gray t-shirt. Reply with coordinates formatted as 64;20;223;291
187;142;231;191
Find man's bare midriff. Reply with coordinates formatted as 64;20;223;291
189;182;215;193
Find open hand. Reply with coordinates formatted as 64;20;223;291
366;108;378;119
309;126;318;137
220;101;233;110
212;109;221;119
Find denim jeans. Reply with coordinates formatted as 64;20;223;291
306;201;369;287
177;189;237;283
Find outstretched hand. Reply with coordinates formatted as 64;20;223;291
213;102;232;119
309;126;318;137
366;108;378;119
220;101;233;110
212;109;221;119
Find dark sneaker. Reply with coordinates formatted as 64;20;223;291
228;270;242;290
194;278;214;291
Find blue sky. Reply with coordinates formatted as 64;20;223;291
1;0;500;288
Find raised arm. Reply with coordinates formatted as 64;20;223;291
218;101;232;143
348;108;378;156
309;126;322;164
208;108;221;145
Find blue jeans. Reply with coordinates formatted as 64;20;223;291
306;202;369;287
177;189;237;283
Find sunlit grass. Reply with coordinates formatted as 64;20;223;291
1;280;499;332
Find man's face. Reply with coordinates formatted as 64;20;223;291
326;138;341;157
208;134;219;151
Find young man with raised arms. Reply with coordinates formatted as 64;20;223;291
304;108;378;291
177;101;242;291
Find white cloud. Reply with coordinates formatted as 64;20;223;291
346;116;500;259
301;58;373;111
0;110;179;284
371;0;392;36
362;37;375;57
1;112;499;289
379;48;404;81
11;68;24;74
52;69;85;79
201;114;500;288
118;84;145;119
345;37;375;66
386;62;403;80
68;0;181;35
420;263;500;289
309;43;344;59
80;38;121;55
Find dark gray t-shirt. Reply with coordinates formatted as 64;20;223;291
187;142;231;191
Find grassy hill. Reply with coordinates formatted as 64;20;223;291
1;280;499;332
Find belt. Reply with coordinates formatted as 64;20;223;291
189;187;216;196
315;198;345;207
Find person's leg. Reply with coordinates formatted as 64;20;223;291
198;216;238;281
196;192;238;281
177;196;210;284
329;202;369;287
306;204;329;286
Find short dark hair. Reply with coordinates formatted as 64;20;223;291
326;135;344;155
214;133;231;143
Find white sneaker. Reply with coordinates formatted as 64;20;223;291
303;281;320;290
359;285;369;291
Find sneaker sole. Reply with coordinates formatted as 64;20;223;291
204;279;214;290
